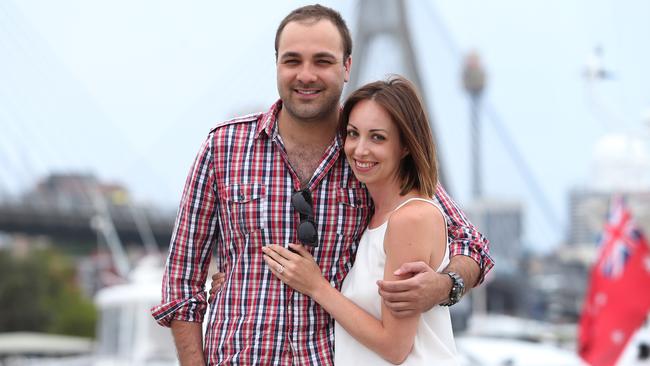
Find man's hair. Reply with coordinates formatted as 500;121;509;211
339;76;438;198
275;4;352;60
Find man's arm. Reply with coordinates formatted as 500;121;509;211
150;135;219;360
377;255;479;318
435;184;493;284
171;320;206;366
444;254;480;289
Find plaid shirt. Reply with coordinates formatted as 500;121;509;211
152;100;493;365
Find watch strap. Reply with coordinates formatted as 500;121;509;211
440;271;464;307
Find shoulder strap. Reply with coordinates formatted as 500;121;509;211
392;197;437;213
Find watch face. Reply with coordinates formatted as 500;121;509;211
452;288;462;302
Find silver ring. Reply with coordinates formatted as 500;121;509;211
277;265;284;274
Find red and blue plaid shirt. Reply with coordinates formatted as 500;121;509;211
152;100;493;365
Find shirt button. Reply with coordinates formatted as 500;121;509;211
355;199;362;206
238;194;244;200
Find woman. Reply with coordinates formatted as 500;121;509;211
261;76;458;365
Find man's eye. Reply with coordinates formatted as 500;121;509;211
317;59;333;65
284;59;299;65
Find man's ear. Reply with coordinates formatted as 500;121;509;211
344;56;352;82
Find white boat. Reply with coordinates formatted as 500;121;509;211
93;256;177;366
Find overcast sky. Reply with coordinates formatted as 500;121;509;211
1;0;649;252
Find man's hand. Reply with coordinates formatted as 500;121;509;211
377;256;481;318
377;261;452;318
208;272;225;303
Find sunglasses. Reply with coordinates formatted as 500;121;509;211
291;189;319;247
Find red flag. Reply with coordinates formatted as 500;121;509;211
578;196;650;366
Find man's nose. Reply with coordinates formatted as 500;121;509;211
296;64;317;84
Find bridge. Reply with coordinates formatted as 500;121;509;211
0;173;174;251
0;200;174;247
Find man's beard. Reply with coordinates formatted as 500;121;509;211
281;85;342;122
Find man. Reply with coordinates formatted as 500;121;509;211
152;5;492;365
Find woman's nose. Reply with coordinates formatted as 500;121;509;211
354;138;369;156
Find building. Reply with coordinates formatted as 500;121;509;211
465;199;525;316
467;198;524;275
27;172;131;211
569;132;650;247
568;189;650;247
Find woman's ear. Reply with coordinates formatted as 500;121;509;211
401;147;409;159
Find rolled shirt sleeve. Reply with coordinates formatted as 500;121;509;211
434;184;494;285
151;136;219;327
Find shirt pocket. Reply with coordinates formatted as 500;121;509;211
220;183;267;236
336;187;371;239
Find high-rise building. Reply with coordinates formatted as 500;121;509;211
465;199;525;315
568;189;650;246
466;199;523;275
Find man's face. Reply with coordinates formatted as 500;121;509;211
276;19;351;123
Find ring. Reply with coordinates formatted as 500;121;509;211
277;265;284;274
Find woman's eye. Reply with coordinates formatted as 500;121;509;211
346;130;358;137
372;134;386;141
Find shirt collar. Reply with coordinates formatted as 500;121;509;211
255;99;283;139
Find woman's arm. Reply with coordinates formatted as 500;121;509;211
262;202;446;364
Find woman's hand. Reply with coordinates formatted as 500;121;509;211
262;243;329;297
208;272;225;303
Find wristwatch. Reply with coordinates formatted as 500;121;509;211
440;271;464;306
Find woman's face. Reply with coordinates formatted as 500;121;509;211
344;100;408;187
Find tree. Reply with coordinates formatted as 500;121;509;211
0;247;97;338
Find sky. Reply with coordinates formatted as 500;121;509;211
1;0;649;252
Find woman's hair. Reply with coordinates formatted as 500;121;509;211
340;75;438;197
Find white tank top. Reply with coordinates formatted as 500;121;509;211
335;198;459;365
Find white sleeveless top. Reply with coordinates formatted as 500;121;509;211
335;198;459;365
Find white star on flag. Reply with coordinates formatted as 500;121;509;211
611;330;624;345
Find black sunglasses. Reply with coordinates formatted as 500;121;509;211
291;189;319;247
